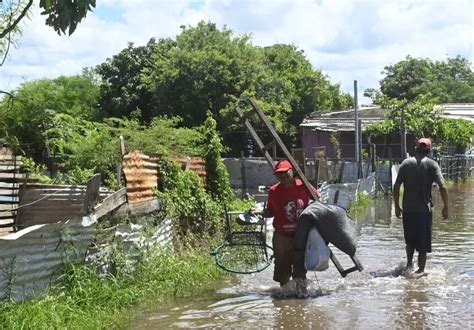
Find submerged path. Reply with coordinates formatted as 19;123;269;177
129;183;474;328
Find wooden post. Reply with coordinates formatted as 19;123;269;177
240;151;247;199
82;173;102;214
117;135;126;189
338;160;345;183
314;158;320;186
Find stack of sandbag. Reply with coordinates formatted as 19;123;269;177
294;201;357;256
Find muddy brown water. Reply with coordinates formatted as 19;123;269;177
130;183;473;329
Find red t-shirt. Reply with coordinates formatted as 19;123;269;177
267;179;320;236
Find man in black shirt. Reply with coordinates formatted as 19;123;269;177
393;138;449;274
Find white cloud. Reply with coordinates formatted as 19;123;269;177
1;0;473;104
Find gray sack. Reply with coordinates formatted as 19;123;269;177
294;201;357;256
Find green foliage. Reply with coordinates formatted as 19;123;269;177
142;21;259;128
438;118;474;149
96;39;158;121
45;113;119;185
202;112;233;204
379;55;474;103
0;74;101;160
108;116;204;157
97;21;352;152
35;112;204;188
0;0;31;60
348;192;374;219
21;157;53;183
0;250;224;329
157;158;224;238
226;196;256;212
39;0;96;35
364;95;474;150
1;0;94;66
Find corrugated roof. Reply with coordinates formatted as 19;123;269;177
301;106;388;131
300;118;383;131
302;103;474;131
437;103;474;122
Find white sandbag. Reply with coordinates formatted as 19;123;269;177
304;226;330;271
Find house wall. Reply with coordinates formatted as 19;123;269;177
302;127;410;160
302;129;358;160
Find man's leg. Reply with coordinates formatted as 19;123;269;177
291;247;307;280
406;244;414;269
273;232;292;286
417;252;427;273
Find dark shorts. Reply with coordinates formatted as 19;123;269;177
402;212;432;253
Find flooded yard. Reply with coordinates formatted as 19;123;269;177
130;183;473;328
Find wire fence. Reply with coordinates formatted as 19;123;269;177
435;155;474;181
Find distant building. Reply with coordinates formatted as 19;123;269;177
300;106;408;160
300;103;474;161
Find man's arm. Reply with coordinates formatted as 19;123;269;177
393;182;402;218
436;178;449;219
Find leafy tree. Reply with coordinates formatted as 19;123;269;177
365;95;474;150
96;21;352;154
95;39;158;122
420;56;474;102
372;55;474;103
1;0;95;67
0;0;95;38
0;73;100;160
258;44;352;134
46;113;118;178
379;55;433;101
39;0;96;36
142;22;260;128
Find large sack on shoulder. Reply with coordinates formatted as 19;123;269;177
295;201;357;256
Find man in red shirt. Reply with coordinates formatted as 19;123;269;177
262;160;320;286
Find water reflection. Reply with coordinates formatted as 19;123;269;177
130;183;474;329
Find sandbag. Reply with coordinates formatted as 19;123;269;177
304;226;330;271
294;201;357;256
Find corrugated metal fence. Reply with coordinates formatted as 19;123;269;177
122;150;207;204
319;173;377;209
0;215;97;302
0;150;24;235
16;174;103;229
0;150;205;303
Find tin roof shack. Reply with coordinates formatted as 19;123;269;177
300;106;406;160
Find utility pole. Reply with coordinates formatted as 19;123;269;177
354;80;362;178
400;104;407;159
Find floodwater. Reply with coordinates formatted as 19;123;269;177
130;183;473;329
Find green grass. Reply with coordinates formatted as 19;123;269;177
0;250;226;329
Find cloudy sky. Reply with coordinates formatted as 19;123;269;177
1;0;473;104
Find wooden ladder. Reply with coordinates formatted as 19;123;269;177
236;97;363;277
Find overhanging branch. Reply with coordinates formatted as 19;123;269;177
0;0;34;39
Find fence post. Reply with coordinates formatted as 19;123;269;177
83;173;101;214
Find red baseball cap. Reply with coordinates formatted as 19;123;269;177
417;138;432;151
273;160;293;173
